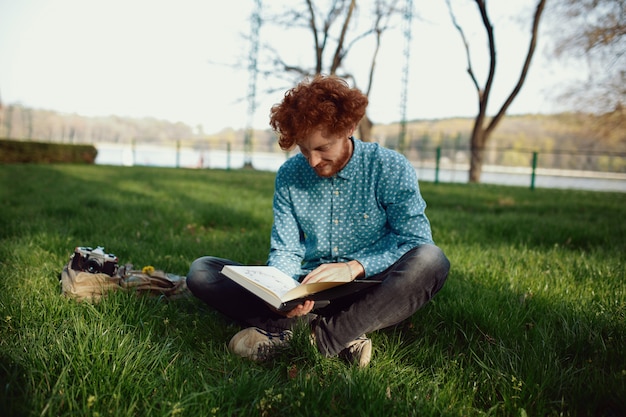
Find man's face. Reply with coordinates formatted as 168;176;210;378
297;129;353;178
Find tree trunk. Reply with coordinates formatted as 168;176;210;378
449;0;546;183
358;114;373;142
469;128;486;183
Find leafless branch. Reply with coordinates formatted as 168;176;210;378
446;0;480;93
486;0;547;136
330;0;356;74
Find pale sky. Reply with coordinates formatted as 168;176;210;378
0;0;584;134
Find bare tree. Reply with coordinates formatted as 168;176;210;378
447;0;547;183
547;0;625;143
258;0;403;141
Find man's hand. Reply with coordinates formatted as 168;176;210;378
283;299;314;318
301;261;363;284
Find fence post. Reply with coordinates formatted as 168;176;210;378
131;139;136;166
530;151;538;190
435;146;441;184
176;140;181;168
227;142;231;170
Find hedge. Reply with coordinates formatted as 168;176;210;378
0;139;97;164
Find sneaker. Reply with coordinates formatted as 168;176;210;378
338;335;372;368
228;327;292;361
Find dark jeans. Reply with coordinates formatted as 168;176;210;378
186;244;450;357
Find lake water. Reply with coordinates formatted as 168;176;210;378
95;143;626;193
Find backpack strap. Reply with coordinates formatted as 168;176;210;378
118;264;188;298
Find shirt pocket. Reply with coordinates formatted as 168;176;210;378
353;209;386;241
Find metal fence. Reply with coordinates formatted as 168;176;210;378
407;146;626;189
94;141;626;192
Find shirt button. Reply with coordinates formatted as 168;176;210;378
334;190;339;196
333;219;339;225
333;246;338;252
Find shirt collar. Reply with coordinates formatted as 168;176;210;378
335;137;360;180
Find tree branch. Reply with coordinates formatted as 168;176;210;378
305;0;323;74
486;0;547;136
330;0;356;74
446;0;480;94
475;0;496;117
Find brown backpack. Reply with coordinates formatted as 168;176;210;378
60;257;188;302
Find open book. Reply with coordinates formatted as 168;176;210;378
221;265;381;311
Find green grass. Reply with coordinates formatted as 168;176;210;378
0;164;624;417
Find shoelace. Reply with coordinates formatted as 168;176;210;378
255;329;291;359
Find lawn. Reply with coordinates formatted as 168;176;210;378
0;164;624;416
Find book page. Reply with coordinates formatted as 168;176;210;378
225;266;299;298
222;265;382;311
282;281;345;301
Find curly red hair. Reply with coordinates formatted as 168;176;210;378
269;75;369;150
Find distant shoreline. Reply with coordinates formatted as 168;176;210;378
95;143;626;193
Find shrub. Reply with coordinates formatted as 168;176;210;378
0;138;97;164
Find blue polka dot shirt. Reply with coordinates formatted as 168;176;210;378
268;138;434;279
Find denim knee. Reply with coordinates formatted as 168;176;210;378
186;256;233;292
414;244;450;291
394;244;450;295
419;244;450;273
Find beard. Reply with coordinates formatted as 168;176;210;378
313;162;340;178
312;139;353;178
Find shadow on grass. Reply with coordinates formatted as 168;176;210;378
382;263;626;416
1;164;624;416
0;354;29;417
0;164;277;268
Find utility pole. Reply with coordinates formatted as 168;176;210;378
243;0;262;169
398;0;413;154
